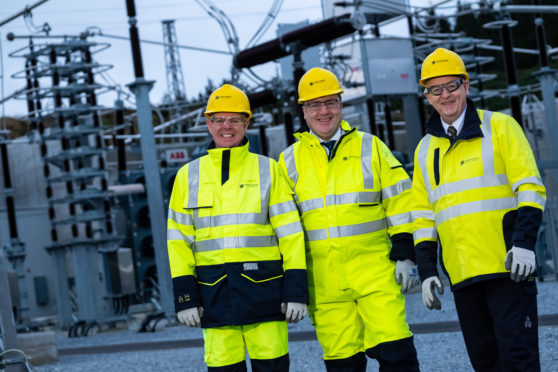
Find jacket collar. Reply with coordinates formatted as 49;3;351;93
207;136;248;150
207;137;250;163
425;98;483;140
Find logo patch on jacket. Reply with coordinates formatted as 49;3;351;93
240;179;259;188
178;294;191;303
244;263;258;271
460;157;479;165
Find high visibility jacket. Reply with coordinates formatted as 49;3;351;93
278;121;415;304
167;141;307;328
412;100;546;289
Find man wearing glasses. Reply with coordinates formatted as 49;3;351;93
167;84;308;371
278;67;420;371
412;48;545;371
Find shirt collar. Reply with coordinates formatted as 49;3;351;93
309;127;342;143
441;105;467;136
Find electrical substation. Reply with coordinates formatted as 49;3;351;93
1;0;558;370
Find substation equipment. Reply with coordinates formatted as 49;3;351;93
1;2;558;355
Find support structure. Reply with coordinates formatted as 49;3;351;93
483;20;522;126
0;142;28;323
162;19;187;121
125;0;173;317
0;253;26;372
531;0;558;279
9;35;119;328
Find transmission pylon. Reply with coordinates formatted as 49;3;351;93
162;20;187;121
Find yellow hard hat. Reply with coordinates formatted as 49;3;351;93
204;84;252;119
419;48;469;87
298;67;344;103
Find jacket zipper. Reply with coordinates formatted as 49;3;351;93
329;128;356;161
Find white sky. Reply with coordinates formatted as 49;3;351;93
0;0;448;117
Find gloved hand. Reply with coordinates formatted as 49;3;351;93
505;246;536;282
422;276;444;310
281;302;307;324
177;307;204;327
395;259;420;293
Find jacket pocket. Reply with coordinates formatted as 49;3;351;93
358;202;380;207
184;187;214;238
197;265;230;324
357;191;381;207
239;261;284;319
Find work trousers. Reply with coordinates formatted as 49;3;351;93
203;321;289;371
453;278;540;372
310;289;419;371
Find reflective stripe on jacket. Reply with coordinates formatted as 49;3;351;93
412;100;546;289
278;121;414;304
167;141;307;327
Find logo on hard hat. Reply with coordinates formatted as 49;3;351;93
433;59;448;65
310;79;325;86
216;95;231;100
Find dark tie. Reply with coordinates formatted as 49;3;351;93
321;140;336;154
448;126;457;141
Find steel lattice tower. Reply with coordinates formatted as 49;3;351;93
162;20;187;106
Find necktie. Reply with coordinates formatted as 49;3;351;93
448;126;457;141
321;140;336;154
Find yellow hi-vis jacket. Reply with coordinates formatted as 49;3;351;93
167;140;307;328
412;100;546;289
278;121;415;305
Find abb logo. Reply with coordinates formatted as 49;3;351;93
166;149;188;163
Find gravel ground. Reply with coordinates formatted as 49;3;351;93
33;279;558;371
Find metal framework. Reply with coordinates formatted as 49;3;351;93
9;36;119;328
162;20;187;106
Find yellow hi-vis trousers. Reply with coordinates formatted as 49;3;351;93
310;288;412;360
203;321;288;367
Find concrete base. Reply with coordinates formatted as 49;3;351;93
17;330;58;366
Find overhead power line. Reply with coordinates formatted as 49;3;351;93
94;32;231;55
0;0;49;28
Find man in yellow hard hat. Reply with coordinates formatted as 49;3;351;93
278;68;420;371
167;84;308;371
412;48;546;371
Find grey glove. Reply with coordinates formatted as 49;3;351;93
177;307;204;327
395;259;420;293
505;246;536;282
281;302;307;324
422;276;443;310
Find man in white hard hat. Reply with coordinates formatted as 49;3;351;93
412;48;546;371
167;84;308;371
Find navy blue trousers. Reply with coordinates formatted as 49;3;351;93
453;278;540;372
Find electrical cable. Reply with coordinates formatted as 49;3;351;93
93;32;231;55
245;0;284;49
0;348;31;371
244;68;268;84
195;0;239;55
0;32;6;132
239;73;259;86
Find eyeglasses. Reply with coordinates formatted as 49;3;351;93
304;99;340;112
211;116;246;127
424;79;464;96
